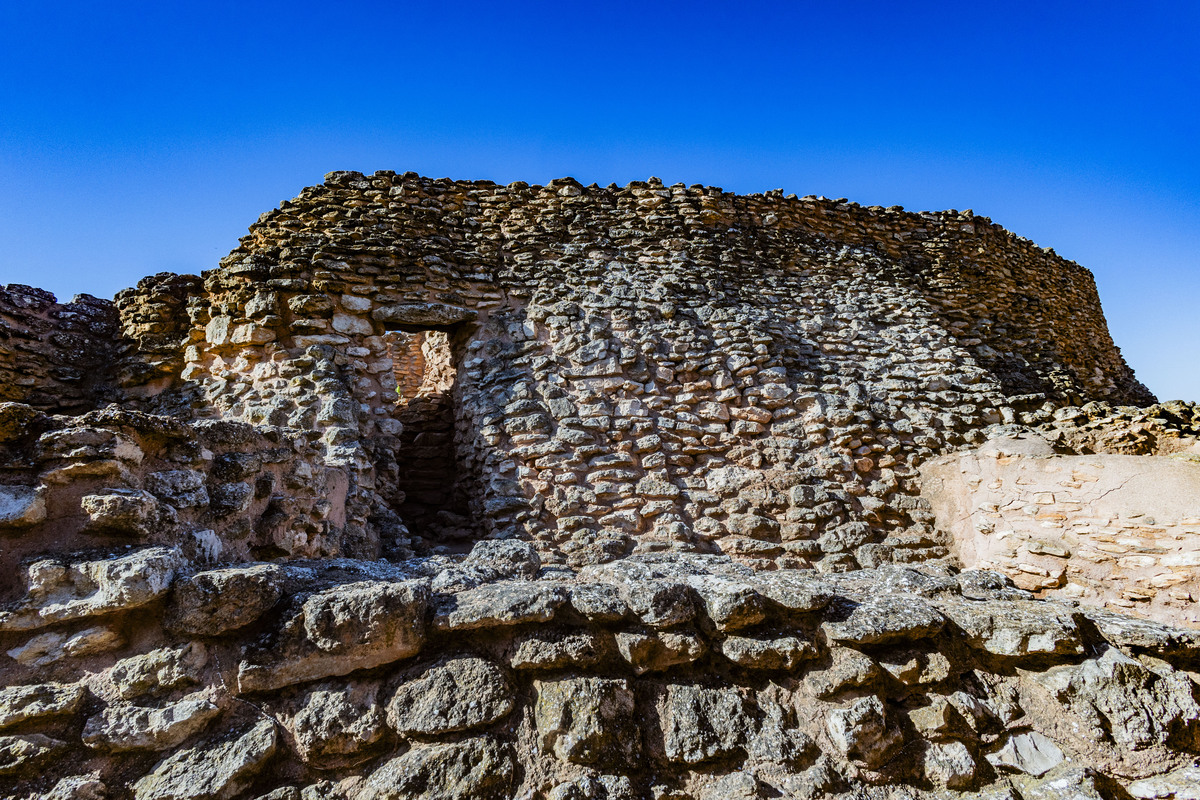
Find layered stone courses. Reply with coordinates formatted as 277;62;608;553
0;171;1194;800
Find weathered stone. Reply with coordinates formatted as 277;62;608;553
924;740;979;789
0;546;184;631
657;683;753;764
616;629;706;674
352;737;514;800
372;302;477;327
132;719;277;800
386;657;513;735
621;580;695;628
44;774;108;800
6;625;124;667
535;677;637;767
0;733;68;776
822;596;944;645
0;484;45;529
1127;765;1200;800
166;564;285;636
510;630;607;670
276;681;384;768
432;540;541;591
238;580;428;693
685;576;768;631
145;470;210;509
719;635;817;670
1011;765;1131;800
569;582;629;622
804;648;882;698
0;683;86;730
111;643;208;699
985;731;1065;777
937;599;1083;657
826;696;903;769
432;581;567;631
82;694;221;752
81;489;175;536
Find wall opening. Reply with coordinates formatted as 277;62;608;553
383;327;473;552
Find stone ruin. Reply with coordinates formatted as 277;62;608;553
0;170;1197;800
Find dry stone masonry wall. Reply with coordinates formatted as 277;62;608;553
0;171;1195;800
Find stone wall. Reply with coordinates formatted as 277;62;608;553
100;171;1152;569
0;285;119;413
2;171;1195;800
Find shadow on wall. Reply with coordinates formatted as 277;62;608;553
383;323;476;553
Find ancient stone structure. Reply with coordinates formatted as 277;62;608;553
0;172;1196;800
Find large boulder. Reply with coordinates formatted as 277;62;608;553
0;547;184;631
166;564;286;636
132;719;277;800
238;580;428;693
386;657;514;736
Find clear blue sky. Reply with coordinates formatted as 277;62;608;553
2;2;1197;401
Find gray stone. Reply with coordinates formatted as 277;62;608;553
804;648;882;698
657;684;753;764
132;719;278;800
0;484;45;529
166;564;285;636
0;733;68;776
985;731;1065;777
7;625;124;667
535;677;637;767
685;576;768;631
111;643;207;699
432;540;541;592
44;774;109;800
352;737;514;800
0;547;184;631
372;302;477;327
145;470;210;509
432;581;567;631
386;657;514;735
937;598;1083;657
750;571;834;613
924;740;979;789
826;696;903;769
277;680;384;768
719;635;817;671
821;596;944;645
510;630;607;670
698;772;761;800
238;579;428;693
83;694;221;752
1127;766;1200;800
81;489;175;536
569;583;629;622
1011;766;1129;800
622;580;695;628
616;629;706;674
0;682;85;730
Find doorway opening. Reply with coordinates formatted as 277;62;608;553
383;328;474;551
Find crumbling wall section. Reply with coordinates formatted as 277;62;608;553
0;285;119;413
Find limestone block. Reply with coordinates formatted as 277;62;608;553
111;643;207;700
238;580;428;693
371;302;477;327
535;677;637;767
0;734;68;777
132;719;277;800
6;625;124;667
0;547;184;632
166;564;285;636
145;470;210;509
985;731;1065;776
924;740;979;789
616;629;706;674
719;635;816;670
936;598;1083;657
331;314;374;336
81;489;175;536
510;630;607;670
351;737;514;800
385;657;514;736
0;683;85;730
82;694;221;752
657;683;753;764
821;596;945;645
826;696;904;769
0;484;45;529
275;681;384;768
231;323;276;345
431;581;567;631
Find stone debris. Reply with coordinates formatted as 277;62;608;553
0;174;1194;799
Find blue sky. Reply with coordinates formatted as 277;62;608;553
2;2;1197;400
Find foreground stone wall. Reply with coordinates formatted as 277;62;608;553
2;536;1198;800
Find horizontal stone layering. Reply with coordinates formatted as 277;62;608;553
0;172;1194;800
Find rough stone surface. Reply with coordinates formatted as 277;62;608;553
0;176;1193;800
385;657;514;735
